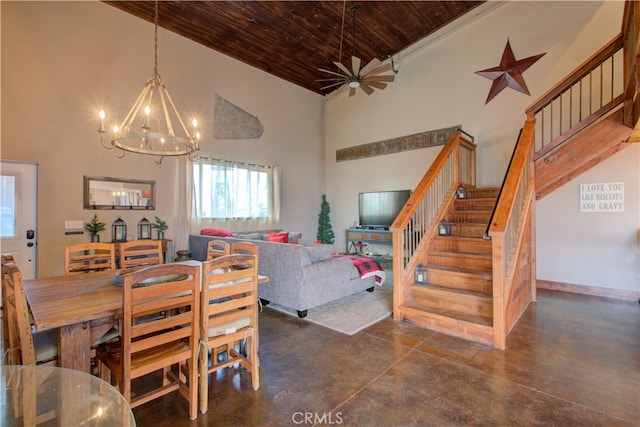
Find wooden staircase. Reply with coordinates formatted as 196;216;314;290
401;186;499;346
394;4;637;348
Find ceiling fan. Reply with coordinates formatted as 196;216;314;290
318;5;396;97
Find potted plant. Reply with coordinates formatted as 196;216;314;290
85;214;106;242
151;216;168;240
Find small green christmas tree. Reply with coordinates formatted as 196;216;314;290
316;194;335;244
84;214;106;242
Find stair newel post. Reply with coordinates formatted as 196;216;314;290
491;231;507;349
453;138;461;188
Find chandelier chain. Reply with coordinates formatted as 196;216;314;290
97;0;200;163
153;0;159;78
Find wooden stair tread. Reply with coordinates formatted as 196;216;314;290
434;236;490;243
426;263;492;279
401;301;493;327
411;283;492;300
449;209;494;214
429;248;491;259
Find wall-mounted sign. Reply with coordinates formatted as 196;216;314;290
579;182;624;212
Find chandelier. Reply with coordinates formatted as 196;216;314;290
97;1;200;164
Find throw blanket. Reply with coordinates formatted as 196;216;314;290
332;254;385;285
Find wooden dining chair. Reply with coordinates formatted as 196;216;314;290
118;239;163;269
230;241;260;272
63;244;119;346
64;242;116;275
1;259;59;425
96;263;200;420
199;254;260;415
206;239;231;261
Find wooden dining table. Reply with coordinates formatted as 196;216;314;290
23;260;269;373
23;270;123;373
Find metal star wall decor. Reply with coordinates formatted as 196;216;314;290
475;40;546;104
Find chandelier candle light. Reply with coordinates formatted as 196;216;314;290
97;0;200;164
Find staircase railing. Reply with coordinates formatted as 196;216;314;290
622;1;639;129
526;34;625;159
483;128;523;241
489;2;639;348
390;132;476;317
527;0;639;158
487;120;535;349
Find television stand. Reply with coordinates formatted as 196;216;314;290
356;225;389;230
345;227;392;268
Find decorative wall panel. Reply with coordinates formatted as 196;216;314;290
336;125;461;162
214;94;264;139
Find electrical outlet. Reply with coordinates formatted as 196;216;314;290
65;220;84;230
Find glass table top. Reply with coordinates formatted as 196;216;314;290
1;364;136;426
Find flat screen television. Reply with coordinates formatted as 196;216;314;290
358;190;411;229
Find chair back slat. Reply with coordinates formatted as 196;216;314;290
120;263;199;380
206;240;231;260
65;243;116;275
230;242;259;271
119;240;163;269
201;254;258;335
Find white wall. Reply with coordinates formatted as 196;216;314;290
1;1;324;276
324;1;638;293
537;144;640;292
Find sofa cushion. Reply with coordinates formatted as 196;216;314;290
201;228;235;237
304;244;333;263
268;231;289;243
237;232;263;240
288;232;302;243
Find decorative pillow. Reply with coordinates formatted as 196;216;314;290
267;231;289;243
200;228;235;237
305;244;333;263
288;232;302;244
238;232;263;240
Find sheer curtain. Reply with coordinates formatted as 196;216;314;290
173;156;195;254
190;158;281;234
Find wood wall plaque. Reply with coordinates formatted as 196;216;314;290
336;125;461;162
214;94;264;139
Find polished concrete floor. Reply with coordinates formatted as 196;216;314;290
1;289;637;426
128;289;639;426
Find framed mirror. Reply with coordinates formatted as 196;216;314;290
83;176;155;210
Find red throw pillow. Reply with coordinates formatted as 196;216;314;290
267;231;289;243
200;228;235;237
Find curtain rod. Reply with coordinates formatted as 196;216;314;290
198;156;272;169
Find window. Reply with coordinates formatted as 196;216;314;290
193;159;276;220
0;175;16;237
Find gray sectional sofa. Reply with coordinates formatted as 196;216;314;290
188;234;377;317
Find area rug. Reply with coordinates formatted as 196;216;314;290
266;285;393;336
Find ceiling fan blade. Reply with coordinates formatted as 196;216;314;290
364;80;388;90
360;83;375;95
364;63;393;76
333;61;354;77
359;58;382;76
318;68;348;78
320;81;348;90
316;79;344;85
349;87;356;97
351;56;362;76
362;74;395;83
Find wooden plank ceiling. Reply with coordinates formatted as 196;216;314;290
104;1;484;95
